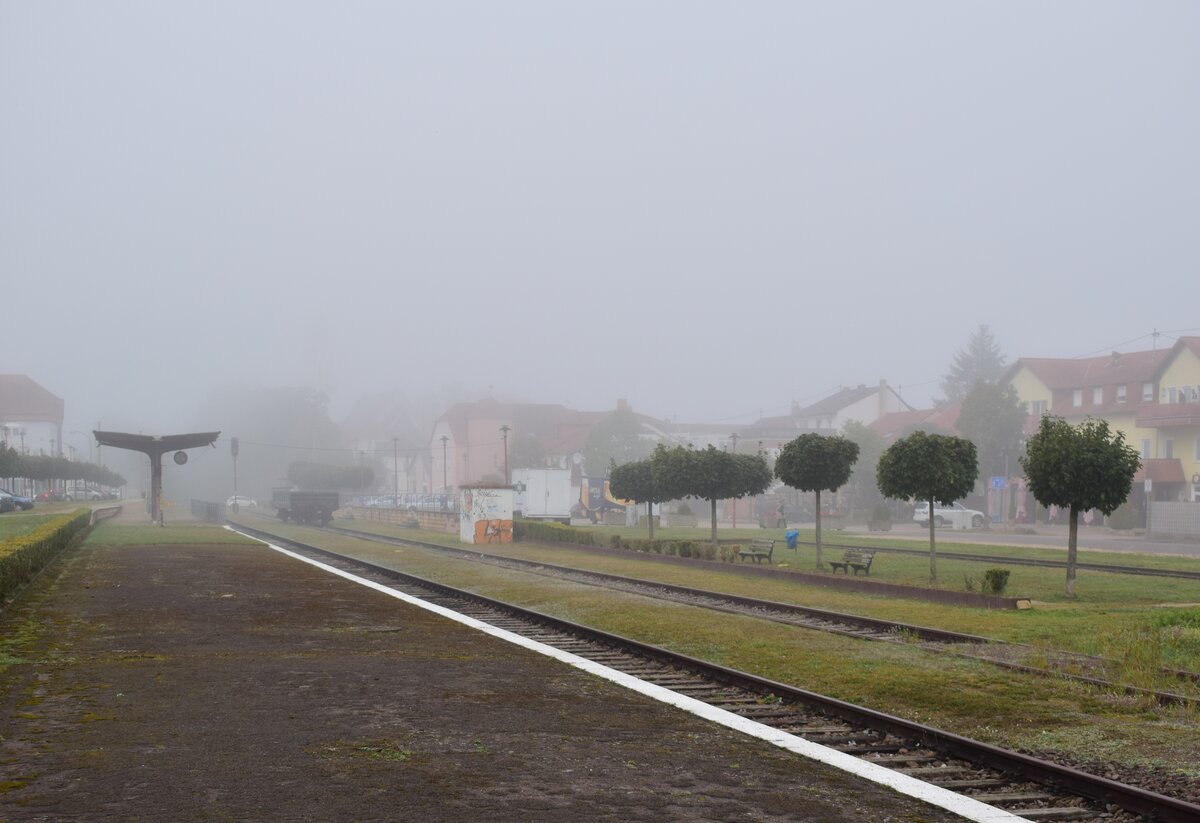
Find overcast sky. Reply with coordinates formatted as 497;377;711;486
3;1;1197;449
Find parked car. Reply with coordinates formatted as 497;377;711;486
226;495;258;510
35;489;66;502
0;488;34;510
66;487;103;501
0;491;15;513
913;501;985;528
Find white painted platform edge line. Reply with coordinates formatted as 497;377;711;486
240;530;1025;823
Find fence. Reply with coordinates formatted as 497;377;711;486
343;493;459;513
1148;502;1200;538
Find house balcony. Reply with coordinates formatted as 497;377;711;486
1136;402;1200;429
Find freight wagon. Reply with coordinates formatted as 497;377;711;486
271;488;340;526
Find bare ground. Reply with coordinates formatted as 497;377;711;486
0;540;966;822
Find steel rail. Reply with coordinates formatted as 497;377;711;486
318;521;1200;698
234;522;1200;823
325;523;992;643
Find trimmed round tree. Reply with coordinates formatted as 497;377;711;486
609;457;664;538
1019;415;1140;598
651;444;771;550
774;433;859;569
877;431;978;582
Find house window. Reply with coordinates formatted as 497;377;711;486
1194;437;1200;462
1030;399;1047;418
1092;387;1103;404
1141;439;1151;459
1072;389;1083;407
1165;439;1174;459
1116;385;1126;403
1143;383;1154;401
1168;387;1178;404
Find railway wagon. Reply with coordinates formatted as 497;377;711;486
271;488;340;526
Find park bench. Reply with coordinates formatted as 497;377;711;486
828;549;876;576
738;538;776;564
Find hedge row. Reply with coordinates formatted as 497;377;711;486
0;510;91;604
511;519;746;563
512;520;603;546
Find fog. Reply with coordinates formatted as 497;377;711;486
2;2;1197;488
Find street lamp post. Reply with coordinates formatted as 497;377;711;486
393;437;399;507
440;435;449;490
729;432;739;528
500;425;511;485
70;431;94;464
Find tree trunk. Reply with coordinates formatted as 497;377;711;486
710;497;719;551
647;501;654;539
814;489;823;569
1066;505;1078;598
928;494;938;583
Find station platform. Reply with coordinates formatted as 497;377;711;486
0;538;973;822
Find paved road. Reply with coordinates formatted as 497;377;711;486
840;521;1200;559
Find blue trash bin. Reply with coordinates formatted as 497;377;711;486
785;529;799;550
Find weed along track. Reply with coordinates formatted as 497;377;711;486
233;522;1200;823
320;521;1200;707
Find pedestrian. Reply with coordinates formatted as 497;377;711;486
775;500;786;529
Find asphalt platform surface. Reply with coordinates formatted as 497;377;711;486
0;537;970;822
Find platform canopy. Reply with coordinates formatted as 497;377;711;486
93;431;220;523
93;431;220;453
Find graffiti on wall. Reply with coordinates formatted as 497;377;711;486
459;486;513;544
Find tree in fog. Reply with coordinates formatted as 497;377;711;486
774;434;859;569
877;431;977;582
956;382;1027;510
287;461;374;491
508;433;551;469
609;455;665;538
1020;416;1139;598
582;407;651;476
191;385;343;500
841;421;886;512
940;324;1007;404
652;445;771;550
0;444;18;479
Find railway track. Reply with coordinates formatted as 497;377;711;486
797;538;1200;581
231;522;1200;823
313;521;1200;706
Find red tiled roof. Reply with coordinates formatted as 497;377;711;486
870;403;960;440
1010;348;1170;391
1133;458;1186;484
1179;337;1200;360
434;399;661;457
0;375;65;425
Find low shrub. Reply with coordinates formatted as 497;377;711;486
1107;501;1140;531
0;510;91;603
983;568;1010;595
512;520;600;547
963;574;978;592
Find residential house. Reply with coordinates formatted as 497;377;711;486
1003;338;1200;507
0;375;65;457
428;398;655;491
